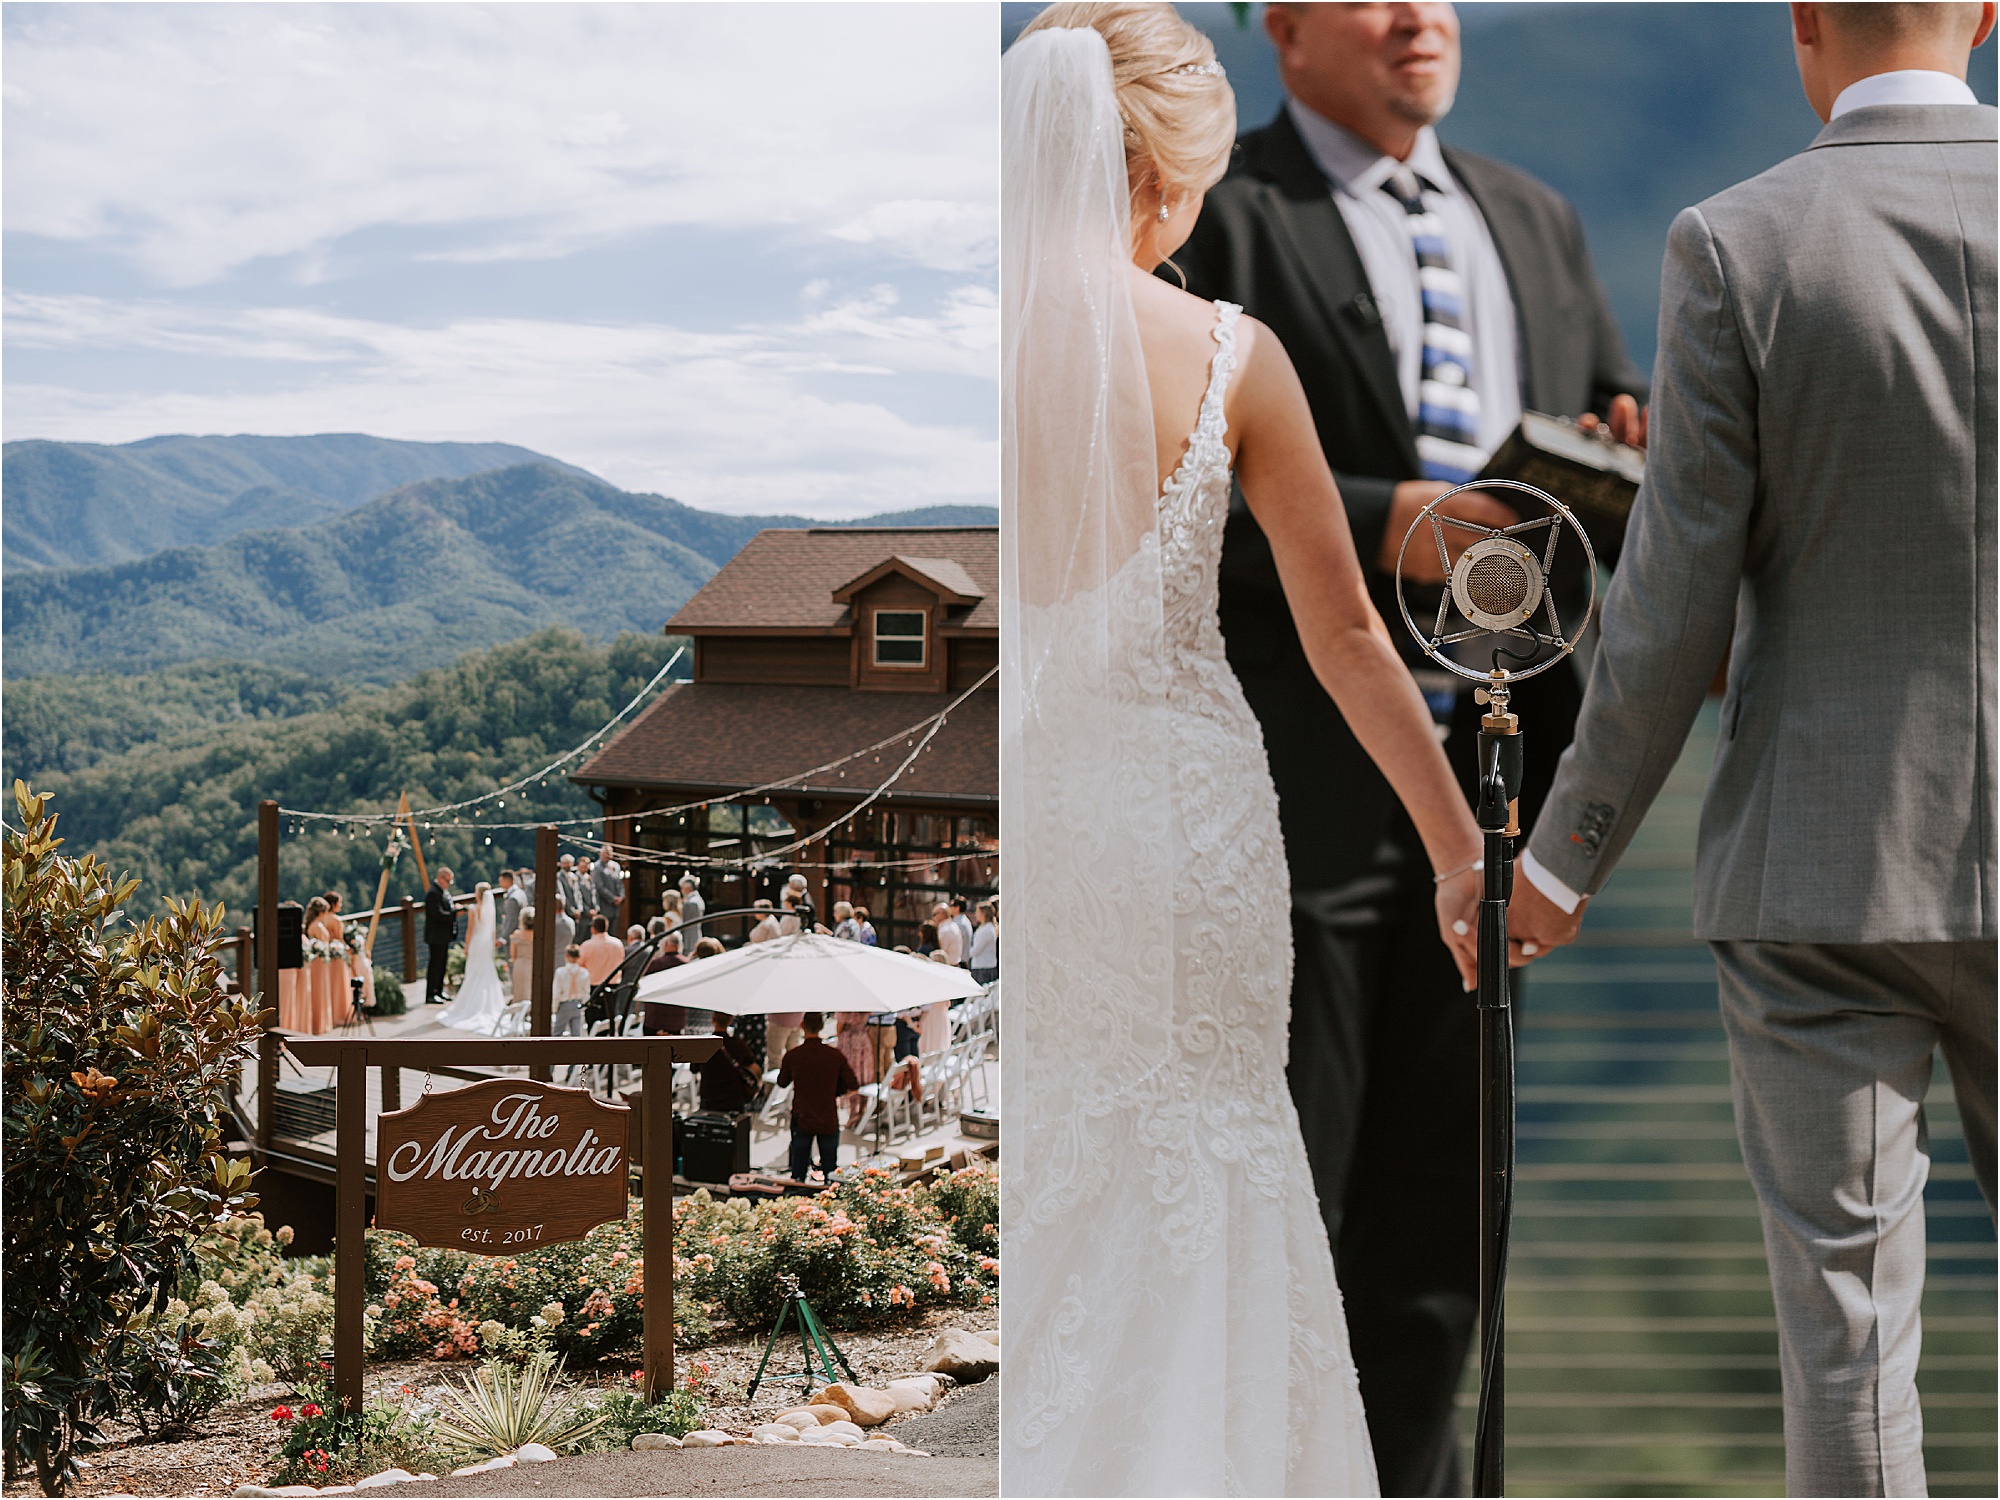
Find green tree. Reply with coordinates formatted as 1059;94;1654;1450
2;783;263;1493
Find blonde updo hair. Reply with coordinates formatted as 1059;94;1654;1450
1021;2;1236;205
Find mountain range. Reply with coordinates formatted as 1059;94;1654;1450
3;459;996;682
2;432;595;573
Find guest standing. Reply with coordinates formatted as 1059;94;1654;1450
642;933;688;1035
551;895;577;959
553;945;590;1038
594;845;626;931
779;1013;858;1183
970;899;999;985
579;915;624;987
932;904;965;966
508;910;535;1003
947;897;975;968
423;867;457;1006
835;1010;876;1129
678;873;705;946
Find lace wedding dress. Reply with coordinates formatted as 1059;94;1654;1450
1005;291;1379;1496
440;888;507;1035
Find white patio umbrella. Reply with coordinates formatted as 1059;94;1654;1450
634;931;985;1016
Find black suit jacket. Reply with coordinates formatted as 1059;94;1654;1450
1177;110;1647;889
423;884;458;943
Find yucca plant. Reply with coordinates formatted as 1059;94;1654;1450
428;1353;608;1460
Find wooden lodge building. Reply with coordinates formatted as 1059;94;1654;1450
573;526;997;949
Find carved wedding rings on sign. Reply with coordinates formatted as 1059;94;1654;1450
374;1078;632;1251
1392;478;1599;710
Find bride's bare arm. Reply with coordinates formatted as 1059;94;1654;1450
1228;318;1482;979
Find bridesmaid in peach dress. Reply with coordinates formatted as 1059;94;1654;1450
303;897;337;1035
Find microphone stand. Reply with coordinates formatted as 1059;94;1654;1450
1472;671;1523;1500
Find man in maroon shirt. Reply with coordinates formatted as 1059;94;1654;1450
778;1012;857;1183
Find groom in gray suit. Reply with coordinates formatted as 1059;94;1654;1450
1511;5;1997;1493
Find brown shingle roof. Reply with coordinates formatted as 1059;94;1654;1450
573;682;995;804
667;527;997;633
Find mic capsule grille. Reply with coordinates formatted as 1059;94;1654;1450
1465;554;1530;616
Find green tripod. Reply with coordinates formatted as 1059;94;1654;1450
746;1274;857;1401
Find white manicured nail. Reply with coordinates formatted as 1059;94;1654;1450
1522;942;1540;955
1452;920;1469;936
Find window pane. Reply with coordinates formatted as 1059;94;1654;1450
873;609;926;666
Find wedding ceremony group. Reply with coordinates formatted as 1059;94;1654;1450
5;1;1997;1499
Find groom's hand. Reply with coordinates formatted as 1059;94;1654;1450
1508;875;1585;965
1380;481;1521;581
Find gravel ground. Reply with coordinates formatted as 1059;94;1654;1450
3;1308;998;1499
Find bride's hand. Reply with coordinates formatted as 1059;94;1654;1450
1434;868;1481;991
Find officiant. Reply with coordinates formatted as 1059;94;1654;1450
1175;5;1646;1492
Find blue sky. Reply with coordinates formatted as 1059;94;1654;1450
3;2;999;518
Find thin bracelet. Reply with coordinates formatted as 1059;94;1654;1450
1433;857;1485;885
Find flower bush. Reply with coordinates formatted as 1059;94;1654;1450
674;1165;1000;1331
243;1273;339;1382
579;1363;711;1448
269;1383;444;1488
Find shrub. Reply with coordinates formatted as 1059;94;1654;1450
675;1170;999;1331
580;1363;711;1448
428;1354;607;1461
244;1273;338;1382
116;1281;271;1437
927;1161;1000;1259
187;1213;293;1302
269;1385;445;1488
2;782;264;1493
371;970;408;1018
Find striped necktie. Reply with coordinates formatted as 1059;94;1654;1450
1384;168;1483;484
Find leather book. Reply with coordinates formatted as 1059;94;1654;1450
1478;411;1646;560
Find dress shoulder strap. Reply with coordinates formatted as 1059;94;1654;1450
1192;300;1242;452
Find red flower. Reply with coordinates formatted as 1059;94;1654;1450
300;1403;323;1418
307;1450;330;1473
271;1406;294;1421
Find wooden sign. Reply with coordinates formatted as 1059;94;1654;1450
374;1078;630;1252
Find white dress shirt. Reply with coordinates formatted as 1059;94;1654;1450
1831;68;1978;118
1518;67;1983;924
1287;100;1523;461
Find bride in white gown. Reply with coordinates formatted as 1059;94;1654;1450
1001;7;1485;1494
440;882;507;1035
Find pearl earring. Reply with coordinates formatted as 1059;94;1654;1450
1158;196;1172;224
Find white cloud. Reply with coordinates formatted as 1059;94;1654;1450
2;2;999;284
5;289;997;518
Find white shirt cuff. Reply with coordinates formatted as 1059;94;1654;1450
1520;848;1584;915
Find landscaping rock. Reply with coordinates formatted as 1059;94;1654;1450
814;1381;899;1426
681;1429;733;1447
751;1423;802;1442
885;1379;939;1413
921;1328;1001;1381
772;1409;822;1430
447;1457;516;1477
629;1432;682;1450
512;1444;558;1463
802;1402;850;1425
822;1419;867;1440
355;1470;419;1489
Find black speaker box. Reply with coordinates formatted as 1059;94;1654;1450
679;1111;751;1185
256;902;307;970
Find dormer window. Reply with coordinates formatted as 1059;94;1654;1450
872;609;927;667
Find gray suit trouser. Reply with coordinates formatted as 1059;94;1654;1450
1713;940;1996;1498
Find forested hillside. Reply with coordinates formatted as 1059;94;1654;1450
23;627;677;921
2;660;357;787
3;433;582;572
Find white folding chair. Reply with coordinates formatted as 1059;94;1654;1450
958;1033;992;1113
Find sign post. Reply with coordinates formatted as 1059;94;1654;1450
284;1035;720;1417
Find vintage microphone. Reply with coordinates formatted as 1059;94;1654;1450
1393;479;1597;1499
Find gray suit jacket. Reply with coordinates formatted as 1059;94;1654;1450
1530;104;1997;943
